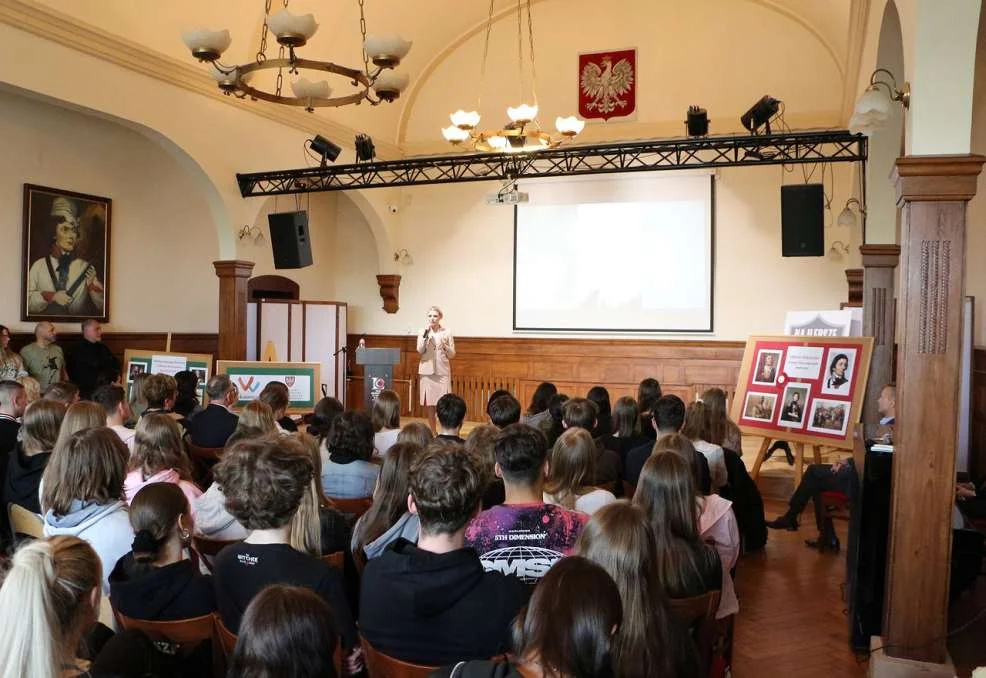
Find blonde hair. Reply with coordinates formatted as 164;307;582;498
0;536;101;678
427;305;443;319
53;401;106;451
16;375;41;403
238;401;277;434
371;390;401;432
288;433;327;556
130;373;150;409
397;421;433;447
131;413;192;480
42;427;128;515
544;427;597;509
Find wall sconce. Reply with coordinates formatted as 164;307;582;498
837;198;864;228
828;240;850;261
238;224;264;244
393;248;412;265
849;68;909;136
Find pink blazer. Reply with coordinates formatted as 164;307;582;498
416;327;455;376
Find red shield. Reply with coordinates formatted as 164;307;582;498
578;49;637;121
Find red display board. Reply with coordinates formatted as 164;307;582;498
730;335;873;449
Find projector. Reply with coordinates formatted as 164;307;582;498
486;190;529;206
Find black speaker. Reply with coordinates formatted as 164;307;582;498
781;184;824;257
268;210;313;269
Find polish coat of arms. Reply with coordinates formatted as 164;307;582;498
578;48;636;121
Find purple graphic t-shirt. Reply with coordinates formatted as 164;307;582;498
464;502;588;583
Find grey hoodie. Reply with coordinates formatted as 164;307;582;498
353;511;420;559
43;499;134;592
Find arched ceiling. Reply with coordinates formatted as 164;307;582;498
30;0;859;153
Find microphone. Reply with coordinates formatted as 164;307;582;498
423;328;430;339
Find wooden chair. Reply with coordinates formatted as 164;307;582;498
361;634;438;678
215;614;341;676
192;535;241;573
321;550;344;569
328;496;373;520
669;590;722;677
596;481;618;494
213;613;238;657
114;610;213;655
353;547;368;577
186;442;223;486
8;503;44;542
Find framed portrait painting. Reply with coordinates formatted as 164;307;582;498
21;184;111;323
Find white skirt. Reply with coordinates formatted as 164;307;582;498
419;374;450;406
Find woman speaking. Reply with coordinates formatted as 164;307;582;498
417;306;455;431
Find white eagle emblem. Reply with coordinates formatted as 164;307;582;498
580;55;634;116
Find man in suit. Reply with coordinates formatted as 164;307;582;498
187;374;239;448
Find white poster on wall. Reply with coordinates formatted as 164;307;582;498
784;310;855;337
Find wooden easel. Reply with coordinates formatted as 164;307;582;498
750;437;826;486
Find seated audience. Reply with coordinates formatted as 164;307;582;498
289;433;351;557
67;319;120;399
109;482;215;620
680;402;728;492
0;326;26;381
321;410;379;499
18;321;66;391
236;400;278;436
465;424;505;509
2;399;63;542
485;389;512;419
186;375;240;448
562;397;622;493
601;396;648;467
521;381;556;428
433;556;622;678
172;370;202;419
43;380;80;405
128;372;150;422
577;501;701;678
352;442;423;559
544;428;616;515
92;384;135;450
16;375;41;404
260;381;297;432
396;421;434;447
0;379;27;456
436;393;467;443
488;393;521;429
227;585;340;678
371;389;401;456
360;441;530;665
465;424;587;582
701;387;743;456
190;429;258;542
625;395;711;494
140;374;186;432
42;427;134;592
633;452;722;600
637;377;663;441
211;436;357;658
587;385;613;438
307;396;344;441
540;392;570;448
124;414;202;507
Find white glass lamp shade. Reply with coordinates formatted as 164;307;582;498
848;111;880;136
838;206;857;228
555;116;585;136
181;28;231;61
267;9;318;47
372;71;409;103
854;86;890;121
507;104;538;124
450;110;481;130
364;34;412;68
488;135;508;150
291;77;331;100
210;65;250;91
442;125;470;144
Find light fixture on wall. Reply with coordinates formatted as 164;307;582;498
181;1;411;112
837;198;864;228
238;224;265;245
440;0;584;153
827;240;850;261
393;248;412;265
848;68;909;136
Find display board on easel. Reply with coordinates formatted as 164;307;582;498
216;361;320;414
122;349;213;402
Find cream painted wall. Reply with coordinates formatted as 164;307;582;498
965;4;986;346
0;89;219;333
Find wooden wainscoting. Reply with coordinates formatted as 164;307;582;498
345;334;744;418
9;332;219;368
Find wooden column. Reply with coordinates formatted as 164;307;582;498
859;245;900;427
883;155;984;663
213;260;255;361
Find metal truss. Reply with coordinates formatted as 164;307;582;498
236;129;866;196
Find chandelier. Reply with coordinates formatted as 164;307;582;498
441;0;584;153
181;0;411;112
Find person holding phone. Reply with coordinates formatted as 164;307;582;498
416;306;455;432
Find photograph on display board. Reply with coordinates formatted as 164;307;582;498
778;384;810;428
820;347;857;395
192;367;207;384
742;392;777;423
807;398;850;436
128;362;146;382
751;349;782;386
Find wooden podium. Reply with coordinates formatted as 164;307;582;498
356;347;401;411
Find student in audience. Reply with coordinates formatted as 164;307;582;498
124;413;202;506
2;399;64;542
140;374;186;432
465;424;588;582
109;482;215;620
681;402;728;492
172;370;202;419
371;389;401;455
433;556;622;678
624;395;712;494
0;380;27;456
42;427;134;592
351;442;423;559
129;372;150;422
227;585;340;678
397;420;434;447
17;375;41;404
562;397;622;493
307;396;344;441
187;374;239;448
436;393;467;443
19;321;67;390
211;436;358;659
289;432;351;558
637;377;663;441
260;381;296;432
92;384;135;450
465;424;505;509
236;400;278;436
44;380;80;405
56;401;107;444
602;396;647;466
540;392;570;448
360;441;530;665
587;386;613;438
544;428;616;515
488;393;521;429
701;387;743;456
486;389;511;419
521;381;556;428
190;429;257;542
633;452;722;600
0;325;27;381
577;501;701;678
66;319;120;399
321;410;379;499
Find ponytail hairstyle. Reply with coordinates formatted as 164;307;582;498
288;433;328;557
129;482;190;570
0;536;101;678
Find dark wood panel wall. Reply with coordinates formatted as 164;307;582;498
972;347;986;480
9;332;220;369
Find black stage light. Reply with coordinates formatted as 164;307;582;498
740;95;781;134
685;106;709;137
309;135;341;166
355;134;376;162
